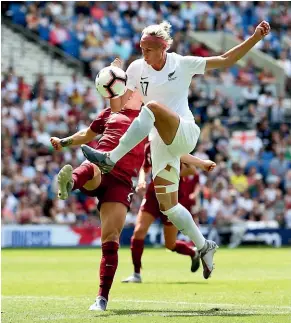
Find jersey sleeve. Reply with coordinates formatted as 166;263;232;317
89;109;107;134
181;56;206;76
126;60;140;91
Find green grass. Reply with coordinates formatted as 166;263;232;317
2;248;291;323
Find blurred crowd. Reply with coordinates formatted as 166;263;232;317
1;1;291;232
2;68;291;230
3;1;291;92
1;68;102;226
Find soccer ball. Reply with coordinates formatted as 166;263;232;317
95;66;127;99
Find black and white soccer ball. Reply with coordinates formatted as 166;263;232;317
95;66;127;99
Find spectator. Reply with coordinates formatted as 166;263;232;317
26;4;40;34
49;21;70;48
269;150;290;182
80;39;96;77
270;97;286;125
230;163;248;193
90;3;105;20
65;73;85;97
55;206;77;224
242;84;259;105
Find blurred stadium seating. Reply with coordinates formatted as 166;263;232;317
1;2;291;244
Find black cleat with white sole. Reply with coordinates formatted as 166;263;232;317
81;145;115;173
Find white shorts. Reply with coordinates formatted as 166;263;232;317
150;117;200;179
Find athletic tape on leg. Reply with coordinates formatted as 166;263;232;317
155;167;179;193
155;184;178;194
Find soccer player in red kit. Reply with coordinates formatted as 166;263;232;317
50;91;146;311
122;143;216;283
51;89;214;309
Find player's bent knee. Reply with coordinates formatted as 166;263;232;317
146;100;159;110
133;225;148;240
102;228;122;243
133;230;147;240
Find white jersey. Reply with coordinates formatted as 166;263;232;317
126;52;206;121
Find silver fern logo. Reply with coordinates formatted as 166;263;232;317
168;70;177;81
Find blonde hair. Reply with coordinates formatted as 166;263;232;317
141;21;173;50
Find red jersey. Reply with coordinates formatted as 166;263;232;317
180;174;199;195
142;142;152;171
89;108;146;185
179;173;200;203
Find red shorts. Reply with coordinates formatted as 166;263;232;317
140;182;173;226
79;173;133;210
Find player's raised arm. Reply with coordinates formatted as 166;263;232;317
50;127;97;150
205;21;271;70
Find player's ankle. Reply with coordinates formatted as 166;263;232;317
198;240;207;252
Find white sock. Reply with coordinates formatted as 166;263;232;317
162;203;206;250
110;106;155;163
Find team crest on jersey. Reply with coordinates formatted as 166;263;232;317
168;70;177;81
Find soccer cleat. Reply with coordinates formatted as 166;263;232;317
81;145;115;173
121;273;142;283
57;164;74;200
190;247;200;273
89;296;108;311
199;240;218;279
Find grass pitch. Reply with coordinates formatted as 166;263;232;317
2;247;291;323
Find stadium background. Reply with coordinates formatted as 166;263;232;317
1;1;291;248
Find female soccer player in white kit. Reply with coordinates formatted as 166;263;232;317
82;20;271;279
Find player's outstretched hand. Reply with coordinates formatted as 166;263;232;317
111;58;123;69
50;137;62;151
202;160;216;172
254;21;271;40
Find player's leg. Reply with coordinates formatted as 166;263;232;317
154;166;218;279
89;202;127;311
89;175;133;311
81;102;180;172
163;225;200;273
57;162;101;199
122;210;155;283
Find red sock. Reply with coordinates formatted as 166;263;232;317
131;237;144;274
98;241;119;301
72;163;95;190
172;240;195;257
